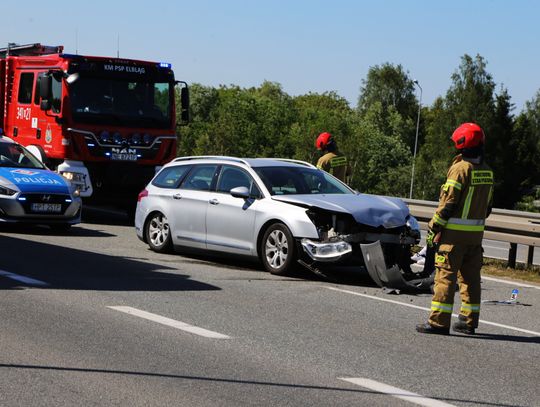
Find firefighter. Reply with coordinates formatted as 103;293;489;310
315;132;350;183
416;123;494;335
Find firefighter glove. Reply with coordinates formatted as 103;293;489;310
426;229;437;248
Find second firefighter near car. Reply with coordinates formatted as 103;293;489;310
135;156;422;279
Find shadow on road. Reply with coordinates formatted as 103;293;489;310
0;223;115;238
82;206;132;226
0;363;525;407
458;332;540;344
0;235;219;292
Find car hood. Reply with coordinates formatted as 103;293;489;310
0;168;71;194
272;193;410;228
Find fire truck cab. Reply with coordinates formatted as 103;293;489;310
0;43;188;209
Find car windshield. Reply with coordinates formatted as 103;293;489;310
69;78;171;128
0;142;45;169
254;166;353;195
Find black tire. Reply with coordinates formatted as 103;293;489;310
145;212;172;253
260;223;296;275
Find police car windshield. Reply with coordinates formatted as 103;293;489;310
254;166;353;195
69;78;171;128
0;143;45;169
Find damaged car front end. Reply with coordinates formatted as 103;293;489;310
272;193;424;286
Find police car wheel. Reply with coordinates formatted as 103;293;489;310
145;212;172;253
260;223;296;275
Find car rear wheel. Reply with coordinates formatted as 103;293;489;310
145;212;172;253
260;223;296;275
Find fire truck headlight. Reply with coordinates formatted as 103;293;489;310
131;133;142;145
113;132;123;144
100;131;111;144
60;171;86;183
143;133;153;145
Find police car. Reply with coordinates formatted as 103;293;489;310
0;134;81;230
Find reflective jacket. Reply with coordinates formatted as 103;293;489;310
316;151;350;183
428;155;494;245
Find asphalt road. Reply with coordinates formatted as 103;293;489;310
1;208;539;406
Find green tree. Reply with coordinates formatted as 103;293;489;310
415;54;504;201
347;102;412;196
291;91;354;164
357;63;419;150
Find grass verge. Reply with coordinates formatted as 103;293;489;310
482;258;540;285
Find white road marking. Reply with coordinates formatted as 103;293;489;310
108;306;230;339
325;286;540;337
481;275;540;290
0;270;49;287
339;377;456;407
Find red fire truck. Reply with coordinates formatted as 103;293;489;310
0;43;189;210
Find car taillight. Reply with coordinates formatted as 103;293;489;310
137;189;148;202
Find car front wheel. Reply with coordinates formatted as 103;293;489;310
145;212;172;253
260;223;296;275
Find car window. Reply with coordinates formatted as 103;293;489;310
217;166;252;193
180;165;217;191
254;166;352;195
152;165;191;188
0;143;45;169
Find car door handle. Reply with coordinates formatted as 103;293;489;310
173;193;182;200
209;198;219;205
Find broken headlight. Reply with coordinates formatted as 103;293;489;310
301;238;352;262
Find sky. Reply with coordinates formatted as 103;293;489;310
1;0;539;112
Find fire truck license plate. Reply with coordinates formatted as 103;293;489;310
31;203;62;213
111;153;138;161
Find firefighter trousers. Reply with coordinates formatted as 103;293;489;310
429;243;483;329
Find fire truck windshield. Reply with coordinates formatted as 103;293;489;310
69;78;171;129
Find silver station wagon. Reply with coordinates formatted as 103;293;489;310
135;156;421;277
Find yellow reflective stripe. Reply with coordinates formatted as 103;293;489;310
488;185;493;204
445;223;485;232
316;163;323;169
471;170;494;185
433;214;447;226
435;255;446;263
444;179;462;191
431;301;453;313
460;303;480;312
461;186;474;219
330;156;347;168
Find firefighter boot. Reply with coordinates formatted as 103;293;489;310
452;315;475;335
416;323;450;335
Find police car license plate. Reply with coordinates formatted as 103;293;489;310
111;153;137;161
31;203;62;213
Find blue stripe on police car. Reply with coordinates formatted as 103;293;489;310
0;168;70;194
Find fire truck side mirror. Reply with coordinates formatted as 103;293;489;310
39;75;52;111
180;86;190;124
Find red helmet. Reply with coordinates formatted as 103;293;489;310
315;132;333;150
451;123;485;150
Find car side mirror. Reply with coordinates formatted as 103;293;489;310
230;186;250;199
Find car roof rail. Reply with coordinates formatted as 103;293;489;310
172;156;250;166
255;158;317;168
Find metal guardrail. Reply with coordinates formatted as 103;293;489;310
403;198;540;268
